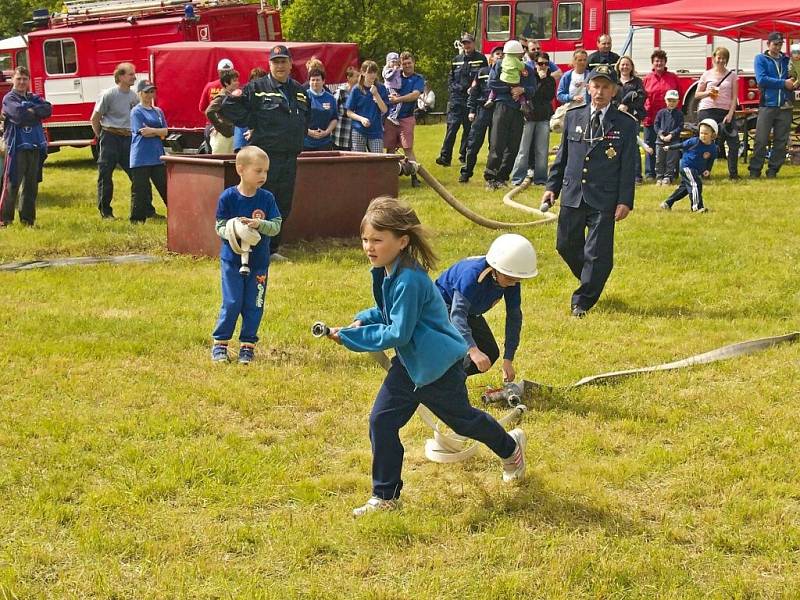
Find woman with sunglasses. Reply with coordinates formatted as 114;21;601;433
129;79;168;223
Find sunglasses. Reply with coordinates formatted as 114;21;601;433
536;61;549;66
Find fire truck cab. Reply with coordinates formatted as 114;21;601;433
6;0;282;152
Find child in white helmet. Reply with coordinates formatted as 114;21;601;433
485;40;529;111
660;118;718;213
435;234;537;383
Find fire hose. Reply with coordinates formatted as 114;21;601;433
314;322;798;463
406;161;556;229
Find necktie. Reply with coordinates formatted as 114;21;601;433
590;109;602;141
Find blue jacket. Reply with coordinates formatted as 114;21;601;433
556;69;590;105
487;61;537;109
340;260;468;387
754;51;792;108
435;257;522;360
654;107;683;138
679;137;718;172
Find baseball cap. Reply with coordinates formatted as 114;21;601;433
461;32;475;43
269;44;292;61
790;43;800;54
767;31;784;43
135;79;156;93
217;58;234;71
587;64;618;85
665;89;679;100
386;51;399;62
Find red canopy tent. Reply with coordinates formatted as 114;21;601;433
631;0;800;41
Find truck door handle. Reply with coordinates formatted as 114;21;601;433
73;79;81;87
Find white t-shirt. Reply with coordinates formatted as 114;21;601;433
569;71;587;100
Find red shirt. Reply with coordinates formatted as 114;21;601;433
199;79;224;115
642;69;681;127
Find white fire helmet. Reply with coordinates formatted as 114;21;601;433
502;40;525;55
486;234;538;279
698;118;719;135
217;58;234;71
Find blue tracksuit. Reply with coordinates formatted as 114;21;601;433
211;186;281;344
435;257;522;374
339;258;516;500
664;137;718;211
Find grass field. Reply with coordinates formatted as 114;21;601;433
1;125;799;599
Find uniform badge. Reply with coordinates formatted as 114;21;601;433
605;146;617;159
575;125;583;135
252;209;266;219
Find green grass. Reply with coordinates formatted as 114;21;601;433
1;127;799;598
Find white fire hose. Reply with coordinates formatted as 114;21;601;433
224;219;261;276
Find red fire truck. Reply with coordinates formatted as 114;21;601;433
0;0;285;152
474;0;769;113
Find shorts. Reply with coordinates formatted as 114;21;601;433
383;116;415;151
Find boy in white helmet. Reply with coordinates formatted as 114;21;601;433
435;234;537;382
485;40;528;111
660;118;718;213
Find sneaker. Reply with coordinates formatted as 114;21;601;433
694;206;708;213
435;156;451;167
101;213;116;220
270;252;290;263
485;180;498;191
410;173;421;188
571;305;587;318
748;171;761;179
458;173;469;183
765;171;777;179
655;179;663;186
211;343;230;363
729;174;740;181
661;178;672;185
635;177;643;185
644;175;656;183
238;344;255;364
660;201;671;211
352;496;401;518
502;428;527;482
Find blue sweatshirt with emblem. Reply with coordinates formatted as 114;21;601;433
435;257;522;361
339;259;468;387
678;137;718;172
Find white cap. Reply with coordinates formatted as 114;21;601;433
791;43;800;53
698;118;719;135
502;40;525;55
486;234;538;279
665;89;679;100
217;58;234;71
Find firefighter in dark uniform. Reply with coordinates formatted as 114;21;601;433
459;46;503;183
436;33;487;167
222;44;309;258
541;65;637;317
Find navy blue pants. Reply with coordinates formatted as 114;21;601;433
211;260;268;344
96;131;133;217
460;106;492;179
439;100;471;163
664;166;705;211
259;150;298;254
370;357;516;500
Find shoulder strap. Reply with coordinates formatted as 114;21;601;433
716;70;733;86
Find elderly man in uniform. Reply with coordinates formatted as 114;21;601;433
436;33;487;167
222;44;309;260
541;65;637;317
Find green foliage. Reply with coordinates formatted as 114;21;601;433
0;0;63;39
1;134;799;596
282;0;476;103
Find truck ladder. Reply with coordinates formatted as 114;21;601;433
59;0;248;21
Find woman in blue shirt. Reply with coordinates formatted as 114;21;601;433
303;68;338;151
345;60;390;153
129;79;168;223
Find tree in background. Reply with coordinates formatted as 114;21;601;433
0;0;62;39
282;0;476;105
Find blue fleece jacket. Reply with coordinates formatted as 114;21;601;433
754;51;792;108
654;107;684;138
339;259;468;387
435;257;522;360
679;137;718;172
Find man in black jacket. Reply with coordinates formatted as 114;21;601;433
542;65;637;317
222;44;309;258
436;33;487;167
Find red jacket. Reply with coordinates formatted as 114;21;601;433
642;69;681;127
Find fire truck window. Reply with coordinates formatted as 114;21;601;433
44;39;78;75
0;54;10;72
516;1;552;40
16;49;28;70
557;3;582;40
486;4;511;41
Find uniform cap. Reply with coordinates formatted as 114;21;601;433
587;64;618;85
461;32;475;43
217;58;234;71
664;89;679;100
269;45;292;61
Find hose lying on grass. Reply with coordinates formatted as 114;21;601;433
371;331;799;464
413;163;555;229
0;254;160;271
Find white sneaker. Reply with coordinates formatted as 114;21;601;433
502;428;527;482
270;252;291;263
352;496;401;518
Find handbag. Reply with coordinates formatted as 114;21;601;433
549;99;583;132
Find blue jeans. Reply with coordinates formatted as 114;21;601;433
212;260;269;344
511;119;550;184
369;357;516;500
643;125;657;178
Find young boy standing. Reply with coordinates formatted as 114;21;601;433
211;146;283;363
654;89;684;184
661;118;718;213
435;234;538;383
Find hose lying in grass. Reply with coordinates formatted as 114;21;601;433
0;254;159;271
413;163;555;230
502;176;557;223
371;331;799;463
